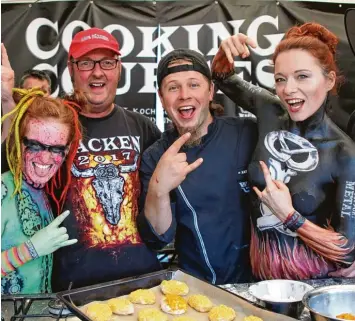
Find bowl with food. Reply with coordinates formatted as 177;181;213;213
302;284;355;321
249;279;314;318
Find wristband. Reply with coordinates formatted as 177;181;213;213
25;239;39;259
283;211;305;232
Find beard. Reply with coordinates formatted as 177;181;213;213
175;124;203;147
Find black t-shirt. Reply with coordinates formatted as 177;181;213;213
46;106;162;291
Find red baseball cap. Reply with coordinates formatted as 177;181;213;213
68;27;121;59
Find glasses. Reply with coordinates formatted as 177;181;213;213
23;137;68;157
71;59;120;71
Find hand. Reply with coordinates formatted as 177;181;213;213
151;132;203;196
253;161;295;221
329;261;355;278
1;43;15;106
30;210;77;257
212;34;257;77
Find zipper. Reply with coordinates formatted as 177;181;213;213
178;185;216;284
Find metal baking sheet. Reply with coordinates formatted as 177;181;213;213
57;269;297;321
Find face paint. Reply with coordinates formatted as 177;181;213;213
22;118;70;187
23;137;68;157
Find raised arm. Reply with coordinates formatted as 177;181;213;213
137;133;202;250
1;43;16;143
212;34;281;115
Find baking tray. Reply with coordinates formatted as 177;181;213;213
57;268;297;321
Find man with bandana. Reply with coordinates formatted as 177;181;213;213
137;49;258;285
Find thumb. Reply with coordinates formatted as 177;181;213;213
60;239;78;248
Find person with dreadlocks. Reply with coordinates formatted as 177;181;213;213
1;88;85;294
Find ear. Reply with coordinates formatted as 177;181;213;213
158;89;164;104
209;82;215;101
326;71;336;92
68;61;74;77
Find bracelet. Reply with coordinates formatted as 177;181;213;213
283;211;305;232
25;239;39;259
284;210;295;226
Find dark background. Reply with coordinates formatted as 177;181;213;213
2;0;355;133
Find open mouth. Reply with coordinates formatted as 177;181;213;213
89;82;105;90
32;162;53;177
286;98;305;113
178;106;196;119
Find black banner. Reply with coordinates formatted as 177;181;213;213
2;0;355;133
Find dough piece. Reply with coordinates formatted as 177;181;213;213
138;308;168;321
208;305;236;321
86;302;112;321
187;294;213;312
161;294;188;315
244;316;264;321
129;289;156;304
161;280;189;296
107;297;134;315
336;314;355;320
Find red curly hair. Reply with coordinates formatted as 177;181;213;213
273;22;341;94
4;89;87;215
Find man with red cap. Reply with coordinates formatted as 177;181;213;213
51;27;162;291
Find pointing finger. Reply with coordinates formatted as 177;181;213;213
167;132;191;155
51;210;70;227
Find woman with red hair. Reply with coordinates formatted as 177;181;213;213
1;88;86;294
212;23;355;279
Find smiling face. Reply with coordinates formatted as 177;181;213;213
159;60;214;144
22;117;70;187
274;49;335;122
69;48;121;117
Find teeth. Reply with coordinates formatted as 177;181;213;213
34;163;51;170
287;99;303;104
179;106;194;111
91;83;104;87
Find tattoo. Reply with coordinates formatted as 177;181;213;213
17;190;42;236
